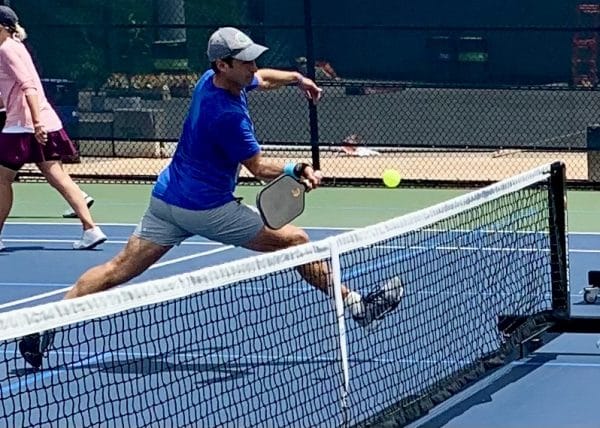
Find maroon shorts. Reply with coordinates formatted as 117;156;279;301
0;129;78;171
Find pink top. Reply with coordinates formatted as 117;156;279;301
0;37;61;132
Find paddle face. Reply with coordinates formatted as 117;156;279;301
256;175;306;229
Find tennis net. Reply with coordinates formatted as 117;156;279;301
0;162;568;427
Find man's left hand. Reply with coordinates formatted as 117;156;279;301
301;166;323;190
298;76;323;104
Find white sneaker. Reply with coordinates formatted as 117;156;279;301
63;194;95;219
73;226;107;250
0;239;5;251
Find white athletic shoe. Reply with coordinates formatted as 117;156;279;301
0;239;5;251
62;194;95;219
73;226;107;250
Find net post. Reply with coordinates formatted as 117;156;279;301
328;239;350;427
548;161;569;318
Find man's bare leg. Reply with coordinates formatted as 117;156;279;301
65;236;172;299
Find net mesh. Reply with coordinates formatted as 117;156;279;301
0;162;568;427
345;187;556;425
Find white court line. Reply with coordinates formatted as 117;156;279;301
0;245;234;310
376;243;598;254
0;288;74;310
0;282;70;288
5;221;353;230
572;249;600;253
3;238;221;246
7;221;600;234
6;222;141;226
148;245;234;268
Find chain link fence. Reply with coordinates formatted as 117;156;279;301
9;0;600;187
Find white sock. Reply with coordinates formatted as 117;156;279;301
344;291;364;318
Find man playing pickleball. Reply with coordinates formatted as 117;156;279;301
19;27;403;368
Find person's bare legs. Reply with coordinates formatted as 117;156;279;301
0;165;17;238
36;160;95;230
244;224;351;298
65;235;171;299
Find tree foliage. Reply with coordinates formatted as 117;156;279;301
13;0;251;88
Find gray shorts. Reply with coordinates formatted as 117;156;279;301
134;197;264;247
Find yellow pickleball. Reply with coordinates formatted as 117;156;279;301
382;169;402;188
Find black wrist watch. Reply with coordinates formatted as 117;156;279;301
293;163;310;178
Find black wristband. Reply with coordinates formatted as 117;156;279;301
293;163;310;179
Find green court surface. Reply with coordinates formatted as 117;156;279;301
8;182;600;231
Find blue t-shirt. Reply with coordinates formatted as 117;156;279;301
152;70;261;209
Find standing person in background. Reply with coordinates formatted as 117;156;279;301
0;100;96;220
0;5;106;251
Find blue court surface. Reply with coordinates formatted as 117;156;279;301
1;223;600;427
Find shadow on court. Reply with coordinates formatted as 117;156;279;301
418;353;558;428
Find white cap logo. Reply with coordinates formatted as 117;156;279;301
235;32;250;45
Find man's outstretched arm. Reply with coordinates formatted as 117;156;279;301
255;69;322;103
